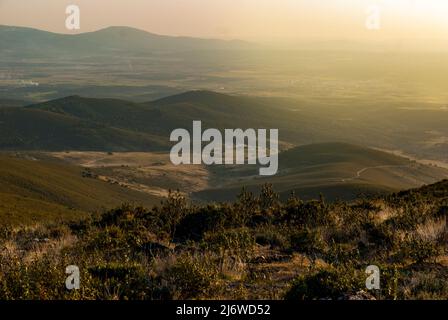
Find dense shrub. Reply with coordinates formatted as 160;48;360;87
254;225;289;249
87;262;151;300
283;198;330;228
203;228;255;271
156;191;190;238
161;254;219;299
289;228;326;257
174;205;231;242
1;182;447;300
0;252;69;299
326;242;360;265
364;222;397;249
285;267;364;300
401;237;441;264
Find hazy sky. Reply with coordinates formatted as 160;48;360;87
1;0;448;42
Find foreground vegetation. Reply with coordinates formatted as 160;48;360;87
0;181;447;300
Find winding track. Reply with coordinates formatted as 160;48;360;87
341;165;412;182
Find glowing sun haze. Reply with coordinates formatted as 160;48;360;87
0;0;447;42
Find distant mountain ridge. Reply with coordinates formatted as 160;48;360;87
0;25;252;59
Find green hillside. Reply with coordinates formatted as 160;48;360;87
0;155;160;225
0;98;29;108
0;106;168;151
196;143;448;201
1;91;349;151
26;95;164;134
28;91;317;140
8;90;447;158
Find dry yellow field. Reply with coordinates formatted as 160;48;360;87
47;151;210;197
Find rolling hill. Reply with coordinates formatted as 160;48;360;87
27;91;310;138
2;90;447;160
2;90;448;173
0;101;169;151
0;98;29;108
0;154;161;225
195;142;448;201
2;92;448;205
1;142;447;224
0;91;360;151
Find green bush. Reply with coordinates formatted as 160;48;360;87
87;262;151;300
254;226;289;249
0;253;68;299
289;228;326;256
401;237;441;264
285;267;364;300
157;191;190;239
283;198;330;228
174;205;230;242
162;255;219;299
365;222;397;249
326;242;360;265
203;228;255;271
